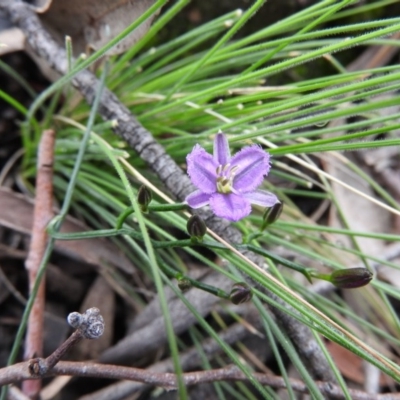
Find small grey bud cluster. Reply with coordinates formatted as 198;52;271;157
67;307;105;339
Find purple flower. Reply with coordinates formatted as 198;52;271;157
185;133;279;221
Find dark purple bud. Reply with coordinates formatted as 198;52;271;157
137;185;152;211
261;201;283;230
330;268;373;289
229;282;252;304
187;214;207;241
177;278;192;292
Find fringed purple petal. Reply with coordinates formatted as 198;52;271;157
230;145;271;192
187;144;218;193
213;133;230;166
209;193;251;222
243;190;279;207
186;190;211;208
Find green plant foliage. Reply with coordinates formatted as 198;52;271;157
3;0;400;398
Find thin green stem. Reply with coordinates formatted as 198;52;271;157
243;244;314;282
116;203;187;229
158;259;230;300
47;224;227;250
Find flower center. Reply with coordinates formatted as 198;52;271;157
216;164;238;194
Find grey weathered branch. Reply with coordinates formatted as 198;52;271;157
0;0;334;381
0;360;399;400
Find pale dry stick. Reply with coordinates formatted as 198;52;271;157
345;34;400;216
23;129;55;399
291;136;400;207
2;361;400;400
8;386;30;400
347;32;400;73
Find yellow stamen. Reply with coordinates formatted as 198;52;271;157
216;164;237;194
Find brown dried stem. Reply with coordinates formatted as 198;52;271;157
22;129;55;399
45;330;84;371
0;361;398;400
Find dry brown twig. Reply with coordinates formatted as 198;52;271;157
22;129;55;399
1;360;400;400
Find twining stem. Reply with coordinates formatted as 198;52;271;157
116;203;187;229
242;244;314;283
48;219;321;284
157;259;230;300
47;224;227;250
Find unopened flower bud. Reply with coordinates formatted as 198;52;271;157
177;278;192;292
187;214;207;241
137;185;152;212
330;268;373;289
261;201;283;231
229;282;252;304
67;307;105;339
